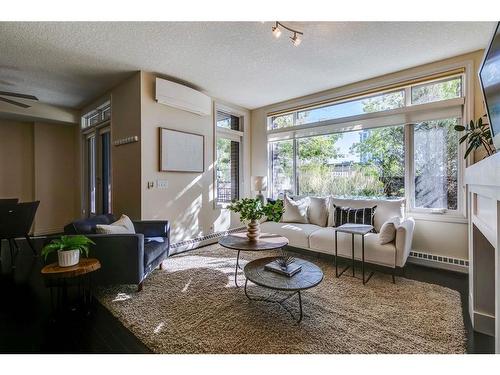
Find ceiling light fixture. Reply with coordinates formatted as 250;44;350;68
291;32;302;46
271;22;303;46
272;22;282;38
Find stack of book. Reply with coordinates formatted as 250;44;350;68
264;260;302;277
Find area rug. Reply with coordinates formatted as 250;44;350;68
95;244;466;354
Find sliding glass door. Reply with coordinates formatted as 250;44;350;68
84;127;111;216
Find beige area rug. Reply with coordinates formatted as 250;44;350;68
95;244;466;354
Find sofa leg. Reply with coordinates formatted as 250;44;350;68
392;269;396;284
159;262;164;270
137;282;144;292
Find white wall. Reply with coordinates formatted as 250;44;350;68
251;51;486;261
139;72;250;245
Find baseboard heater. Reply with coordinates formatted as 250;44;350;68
408;250;468;273
170;227;246;254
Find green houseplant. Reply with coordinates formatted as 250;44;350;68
228;198;284;241
454;115;496;159
42;235;95;267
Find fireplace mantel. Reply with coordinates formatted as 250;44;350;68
465;152;500;353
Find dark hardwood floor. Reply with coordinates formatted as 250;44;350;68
0;239;494;353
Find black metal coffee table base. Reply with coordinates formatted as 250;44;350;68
218;233;289;288
244;278;303;323
243;256;323;324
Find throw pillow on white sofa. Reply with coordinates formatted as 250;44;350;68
378;216;400;244
282;195;310;224
308;197;329;227
96;214;136;234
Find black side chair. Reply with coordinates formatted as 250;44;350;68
0;201;40;266
63;214;170;291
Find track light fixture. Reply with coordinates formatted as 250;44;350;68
291;32;302;46
271;22;303;46
272;23;282;38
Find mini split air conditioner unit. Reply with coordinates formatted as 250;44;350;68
155;77;212;116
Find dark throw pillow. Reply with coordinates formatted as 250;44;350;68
333;205;377;231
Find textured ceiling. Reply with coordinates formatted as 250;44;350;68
0;22;496;109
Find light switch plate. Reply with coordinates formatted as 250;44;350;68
157;180;168;189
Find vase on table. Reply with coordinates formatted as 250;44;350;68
246;219;261;241
58;249;80;267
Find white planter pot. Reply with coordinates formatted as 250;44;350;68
58;249;80;267
246;219;261;241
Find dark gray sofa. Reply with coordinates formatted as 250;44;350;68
63;214;170;291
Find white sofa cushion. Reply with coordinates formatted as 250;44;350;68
328;197;404;232
282;195;309;224
308;197;329;227
96;214;135;234
260;221;321;248
308;227;396;267
378;216;400;244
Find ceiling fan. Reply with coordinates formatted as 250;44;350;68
0;91;39;108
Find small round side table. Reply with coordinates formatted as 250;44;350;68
219;233;288;287
41;258;101;315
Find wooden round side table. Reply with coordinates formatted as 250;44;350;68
41;258;101;316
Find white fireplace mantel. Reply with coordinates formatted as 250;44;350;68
465;152;500;353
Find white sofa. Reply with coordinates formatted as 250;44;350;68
260;197;415;270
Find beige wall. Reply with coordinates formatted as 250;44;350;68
94;71;250;244
0;118;79;234
0;119;34;202
139;72;249;244
110;72;142;220
33;122;79;234
250;50;486;261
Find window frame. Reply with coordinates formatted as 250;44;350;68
214;104;245;208
405;117;464;218
81;99;112;217
266;66;472;222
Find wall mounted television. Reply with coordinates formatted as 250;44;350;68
479;21;500;151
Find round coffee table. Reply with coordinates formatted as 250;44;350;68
244;256;323;323
218;232;288;287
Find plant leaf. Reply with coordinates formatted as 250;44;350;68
464;142;476;159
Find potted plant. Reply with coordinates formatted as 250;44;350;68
228;198;284;241
41;235;95;267
454;115;496;160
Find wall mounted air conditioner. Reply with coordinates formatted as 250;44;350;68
155;77;212;116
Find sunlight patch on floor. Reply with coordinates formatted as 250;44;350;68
153;322;164;334
112;292;132;302
181;278;192;292
167;254;247;289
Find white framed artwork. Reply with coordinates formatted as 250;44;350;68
159;128;204;173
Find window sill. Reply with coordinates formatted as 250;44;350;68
407;211;467;224
215;202;232;209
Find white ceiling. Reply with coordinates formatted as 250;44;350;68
0;22;496;110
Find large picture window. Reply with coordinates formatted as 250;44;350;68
267;72;465;216
271;126;405;199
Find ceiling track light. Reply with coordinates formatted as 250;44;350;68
271;22;303;46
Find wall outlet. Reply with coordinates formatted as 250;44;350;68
147;181;154;189
157;180;168;189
